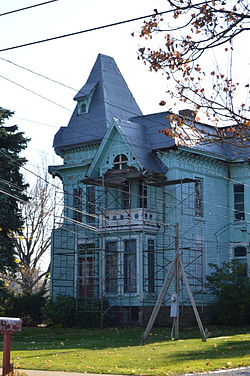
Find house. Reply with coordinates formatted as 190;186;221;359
49;54;250;325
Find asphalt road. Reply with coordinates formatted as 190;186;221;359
183;368;250;376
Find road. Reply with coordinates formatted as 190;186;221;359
183;368;250;376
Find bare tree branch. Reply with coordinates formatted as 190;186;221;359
137;0;250;146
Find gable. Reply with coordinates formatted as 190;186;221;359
86;123;139;178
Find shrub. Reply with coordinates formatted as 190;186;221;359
4;292;47;326
43;295;77;328
43;295;105;328
206;260;250;324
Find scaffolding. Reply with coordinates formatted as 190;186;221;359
51;167;206;326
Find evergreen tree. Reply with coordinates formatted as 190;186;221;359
0;108;29;272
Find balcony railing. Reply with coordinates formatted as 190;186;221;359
98;208;158;231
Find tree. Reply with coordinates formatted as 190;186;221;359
206;260;250;324
138;0;250;146
9;170;58;295
0;108;29;272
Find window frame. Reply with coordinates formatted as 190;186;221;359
124;239;137;293
234;183;245;221
105;241;118;294
139;182;148;209
73;188;82;222
78;243;96;298
194;178;203;217
77;97;89;115
234;245;247;258
147;238;155;293
113;154;128;170
86;186;95;223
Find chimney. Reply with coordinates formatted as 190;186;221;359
179;109;196;120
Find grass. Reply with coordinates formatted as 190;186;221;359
1;326;250;375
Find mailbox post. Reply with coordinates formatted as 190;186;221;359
0;317;22;376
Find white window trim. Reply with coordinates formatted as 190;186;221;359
77;97;90;115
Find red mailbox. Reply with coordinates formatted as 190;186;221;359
0;317;22;376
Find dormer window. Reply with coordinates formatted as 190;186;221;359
77;98;89;115
113;154;128;170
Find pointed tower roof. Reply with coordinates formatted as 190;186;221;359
53;54;142;154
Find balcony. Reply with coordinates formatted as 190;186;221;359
98;208;158;232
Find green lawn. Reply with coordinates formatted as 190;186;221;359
1;327;250;375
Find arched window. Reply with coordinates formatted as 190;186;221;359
79;102;87;113
77;98;89;115
234;246;247;257
113;154;128;170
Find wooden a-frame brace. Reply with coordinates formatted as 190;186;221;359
141;251;208;343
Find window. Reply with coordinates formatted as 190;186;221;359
192;235;206;290
124;239;136;293
113;154;128;170
195;179;203;217
77;98;89;114
147;239;155;293
122;181;130;209
78;243;95;297
234;184;245;220
86;186;95;223
105;242;118;294
233;245;248;276
139;182;147;208
73;188;82;222
234;246;247;257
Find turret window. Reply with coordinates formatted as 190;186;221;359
78;98;89;115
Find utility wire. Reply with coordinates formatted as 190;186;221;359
0;56;77;93
0;62;248;215
0;74;71;111
1;142;248;227
0;161;248;237
0;72;169;152
0;55;226;155
0;10;171;53
0;62;196;154
1;98;248;220
0;1;59;17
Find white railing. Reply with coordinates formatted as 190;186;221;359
99;208;158;230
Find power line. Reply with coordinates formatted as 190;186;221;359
0;188;29;206
1;143;249;232
0;55;226;154
0;1;59;17
0;74;71;111
0;72;168;152
0;62;248;213
0;140;248;223
0;56;76;93
0;55;226;155
0;66;247;201
0;10;171;53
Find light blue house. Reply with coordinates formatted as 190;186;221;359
49;54;250;324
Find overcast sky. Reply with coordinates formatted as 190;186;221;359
0;0;170;178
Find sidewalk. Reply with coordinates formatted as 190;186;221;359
11;368;250;376
0;368;128;376
1;370;127;376
2;367;250;376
